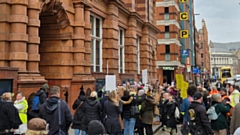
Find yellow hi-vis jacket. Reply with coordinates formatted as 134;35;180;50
14;99;28;124
230;90;240;107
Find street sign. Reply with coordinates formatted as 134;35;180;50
163;67;175;70
180;12;188;20
186;64;191;72
181;49;189;58
193;68;199;74
180;30;189;38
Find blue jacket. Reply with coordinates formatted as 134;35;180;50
180;96;205;123
180;97;192;123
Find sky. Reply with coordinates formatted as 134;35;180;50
194;0;240;43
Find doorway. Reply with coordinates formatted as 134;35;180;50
163;70;174;84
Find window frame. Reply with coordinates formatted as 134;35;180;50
165;44;170;54
90;14;102;72
137;36;140;74
118;28;125;73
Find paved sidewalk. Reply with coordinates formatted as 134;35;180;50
68;124;161;135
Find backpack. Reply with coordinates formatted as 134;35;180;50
32;95;40;111
181;108;198;135
207;104;220;120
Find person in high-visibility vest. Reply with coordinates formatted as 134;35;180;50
229;85;240;107
14;92;28;124
209;86;219;95
14;92;28;134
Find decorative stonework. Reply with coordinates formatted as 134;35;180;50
0;0;159;108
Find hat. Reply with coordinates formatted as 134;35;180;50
138;89;145;96
170;89;177;95
42;83;49;90
87;120;105;134
27;118;47;131
220;88;227;93
193;92;203;100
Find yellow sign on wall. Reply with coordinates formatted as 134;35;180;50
180;0;188;2
180;30;189;38
180;12;188;20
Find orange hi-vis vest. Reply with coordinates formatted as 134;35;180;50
209;89;219;95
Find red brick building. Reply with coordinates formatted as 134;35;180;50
0;0;159;106
155;0;185;84
198;19;210;78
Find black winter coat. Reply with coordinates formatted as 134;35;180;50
189;101;213;135
121;96;132;119
134;94;146;129
162;100;177;128
81;97;102;131
104;100;123;134
0;100;22;130
36;89;47;104
72;95;86;129
39;97;73;135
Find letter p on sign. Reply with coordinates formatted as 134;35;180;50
180;30;189;38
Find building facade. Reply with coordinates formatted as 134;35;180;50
155;0;195;84
0;0;159;106
210;48;238;79
179;0;195;81
198;19;210;79
210;42;240;77
155;0;183;84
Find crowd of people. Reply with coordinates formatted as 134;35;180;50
1;79;240;135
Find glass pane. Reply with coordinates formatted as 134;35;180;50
165;54;170;61
120;30;123;45
96;40;100;65
164;14;169;20
90;16;94;35
120;48;123;68
96;18;100;37
90;39;94;64
96;66;100;72
165;32;170;39
0;79;13;96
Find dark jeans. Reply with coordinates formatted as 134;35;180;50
136;127;144;135
109;133;122;135
144;124;153;135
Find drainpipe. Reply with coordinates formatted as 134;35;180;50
147;0;150;22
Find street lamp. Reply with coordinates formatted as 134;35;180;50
193;13;200;85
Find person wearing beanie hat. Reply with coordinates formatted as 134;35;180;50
28;84;48;121
87;120;105;135
25;118;48;135
72;86;87;134
186;92;214;135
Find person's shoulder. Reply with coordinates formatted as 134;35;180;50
60;99;68;105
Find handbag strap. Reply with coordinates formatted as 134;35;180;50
76;101;83;111
58;100;61;127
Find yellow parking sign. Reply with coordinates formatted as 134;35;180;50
180;30;189;38
180;12;188;20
